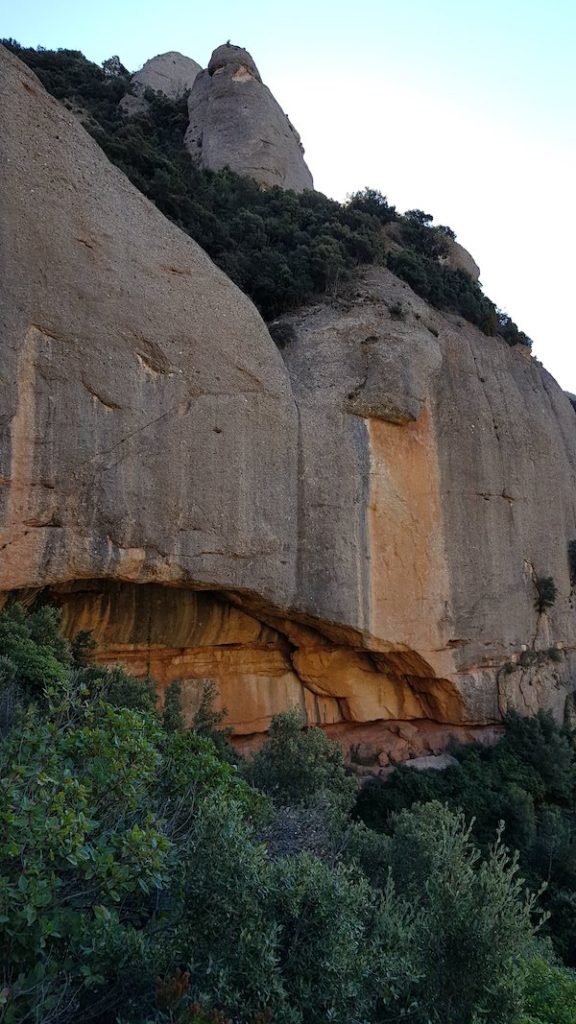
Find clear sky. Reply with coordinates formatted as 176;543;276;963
5;0;576;391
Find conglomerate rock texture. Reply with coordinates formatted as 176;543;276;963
120;51;201;116
184;44;314;192
2;46;576;765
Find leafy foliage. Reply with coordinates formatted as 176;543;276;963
244;709;357;812
356;710;576;965
3;604;570;1023
387;802;537;1023
162;680;185;732
4;40;530;345
519;954;576;1023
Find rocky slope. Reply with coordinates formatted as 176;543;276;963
2;45;576;766
184;44;314;192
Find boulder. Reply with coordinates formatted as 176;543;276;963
441;237;481;280
184;43;313;191
120;50;201;115
404;754;459;771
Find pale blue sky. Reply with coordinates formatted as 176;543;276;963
5;0;576;389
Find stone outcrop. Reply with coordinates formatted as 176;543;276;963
120;51;201;115
2;47;576;766
383;221;481;281
276;265;576;732
184;44;314;192
440;237;480;280
0;45;297;606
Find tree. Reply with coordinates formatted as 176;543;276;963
101;55;128;77
245;710;357;812
388;802;540;1023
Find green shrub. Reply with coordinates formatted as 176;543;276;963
534;576;558;614
245;709;357;812
270;853;382;1024
162;679;185;732
0;602;70;699
190;680;240;764
94;663;158;712
519;953;576;1023
388;802;540;1023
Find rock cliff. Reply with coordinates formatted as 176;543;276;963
2;46;576;766
184;44;314;192
120;51;201;115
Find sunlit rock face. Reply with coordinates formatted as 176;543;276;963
184;43;314;192
3;46;576;767
0;44;297;609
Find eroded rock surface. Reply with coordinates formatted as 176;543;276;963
277;266;576;731
2;47;576;765
120;51;201;115
0;45;297;605
184;43;314;192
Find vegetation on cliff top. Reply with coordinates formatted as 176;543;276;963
3;41;531;346
1;602;575;1024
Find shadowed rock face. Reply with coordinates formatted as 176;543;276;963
120;51;201;115
184;43;314;192
2;47;576;765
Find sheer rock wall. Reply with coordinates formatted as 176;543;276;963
2;47;576;765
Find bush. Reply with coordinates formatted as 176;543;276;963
355;711;576;964
0;602;70;700
568;540;576;587
387;802;538;1023
245;710;357;812
162;679;185;732
534;576;558;614
519;953;576;1023
1;605;573;1023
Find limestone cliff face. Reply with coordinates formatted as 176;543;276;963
2;47;576;766
184;44;314;192
120;51;201;115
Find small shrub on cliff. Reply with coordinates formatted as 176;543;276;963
534;575;558;614
568;540;576;587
